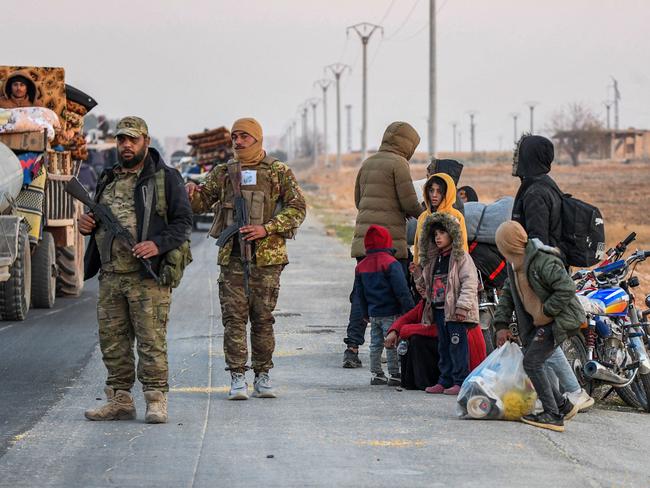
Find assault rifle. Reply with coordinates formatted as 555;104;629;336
64;177;160;283
216;161;251;297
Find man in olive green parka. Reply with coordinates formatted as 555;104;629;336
343;122;423;368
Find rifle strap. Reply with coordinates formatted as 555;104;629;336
141;178;155;241
226;160;242;197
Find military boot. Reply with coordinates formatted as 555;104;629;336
144;390;168;424
85;387;136;421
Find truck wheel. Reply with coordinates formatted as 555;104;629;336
0;225;31;320
56;228;84;297
31;231;56;309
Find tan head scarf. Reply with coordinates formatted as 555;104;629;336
495;220;528;269
231;117;265;166
496;220;552;326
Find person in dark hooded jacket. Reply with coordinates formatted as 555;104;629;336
354;225;415;385
511;135;562;249
510;134;595;413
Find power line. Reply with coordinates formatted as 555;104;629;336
386;0;448;42
385;0;421;41
378;0;397;24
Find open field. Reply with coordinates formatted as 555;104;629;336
297;156;650;298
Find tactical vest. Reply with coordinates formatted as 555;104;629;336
209;155;283;238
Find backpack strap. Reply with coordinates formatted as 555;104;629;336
470;206;488;243
154;169;167;224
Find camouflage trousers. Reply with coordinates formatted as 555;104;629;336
97;271;172;392
218;260;283;373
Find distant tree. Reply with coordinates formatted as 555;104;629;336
549;102;604;166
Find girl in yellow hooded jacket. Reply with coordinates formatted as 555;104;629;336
413;172;468;265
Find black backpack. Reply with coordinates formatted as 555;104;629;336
544;182;606;267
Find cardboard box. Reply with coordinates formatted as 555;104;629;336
0;130;48;152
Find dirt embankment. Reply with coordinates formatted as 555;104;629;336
297;157;650;299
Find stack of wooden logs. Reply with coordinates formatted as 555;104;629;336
187;127;233;170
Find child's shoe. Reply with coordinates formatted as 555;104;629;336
443;385;461;396
370;372;388;385
425;384;445;394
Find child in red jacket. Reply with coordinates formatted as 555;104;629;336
354;225;415;386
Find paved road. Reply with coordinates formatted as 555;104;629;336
1;216;649;487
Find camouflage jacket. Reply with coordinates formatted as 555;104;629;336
192;156;306;266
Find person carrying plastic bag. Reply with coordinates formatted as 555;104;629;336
492;221;584;432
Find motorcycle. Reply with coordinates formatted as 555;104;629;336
478;271;500;355
563;234;650;411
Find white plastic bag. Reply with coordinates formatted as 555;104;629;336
457;342;537;420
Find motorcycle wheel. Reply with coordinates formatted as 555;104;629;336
618;373;650;411
561;334;593;395
638;373;650;412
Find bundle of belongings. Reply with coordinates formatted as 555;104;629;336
0;107;61;141
465;197;513;289
457;342;537;421
187;126;233;172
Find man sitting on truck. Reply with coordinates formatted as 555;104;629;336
0;69;41;109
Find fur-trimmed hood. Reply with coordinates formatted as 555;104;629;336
419;211;465;266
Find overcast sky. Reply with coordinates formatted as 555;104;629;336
5;0;649;153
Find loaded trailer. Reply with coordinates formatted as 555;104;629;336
0;65;97;320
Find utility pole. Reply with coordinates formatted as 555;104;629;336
611;77;621;130
467;111;477;153
286;123;293;161
314;79;333;167
451;122;457;152
347;22;383;161
525;101;538;133
345;104;353;153
325;63;350;169
458;131;462;152
300;104;309;158
428;0;437;157
510;112;519;144
307;98;320;166
603;101;612;130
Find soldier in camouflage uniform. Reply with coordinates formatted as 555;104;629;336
79;117;193;422
186;117;306;400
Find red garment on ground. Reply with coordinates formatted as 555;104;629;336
389;300;487;370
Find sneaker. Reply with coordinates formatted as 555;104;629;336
521;411;565;432
370;372;388;385
228;372;249;400
560;399;579;422
84;387;136;421
253;372;277;398
387;374;401;387
443;385;461;396
566;388;595;412
342;348;363;369
425;384;446;394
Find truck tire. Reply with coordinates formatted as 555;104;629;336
31;231;56;308
56;228;84;297
0;225;31;320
